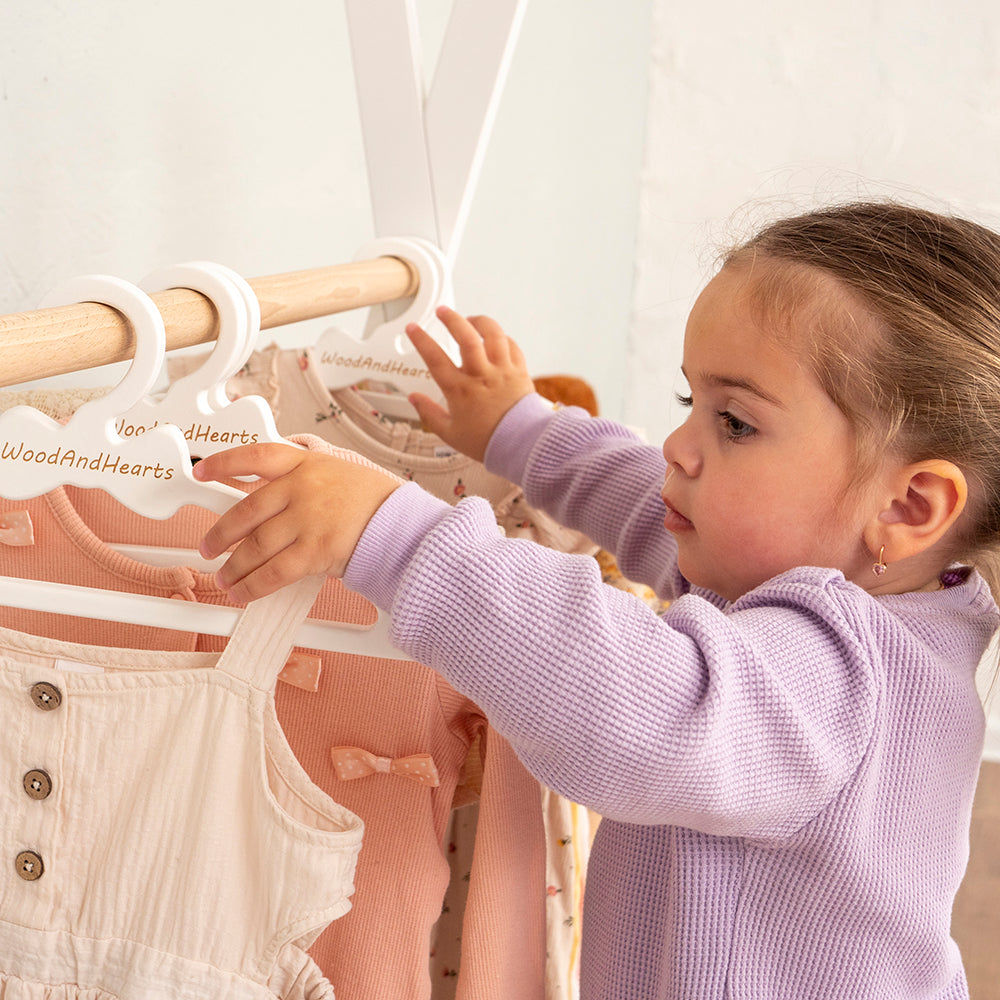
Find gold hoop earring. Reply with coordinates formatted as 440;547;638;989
872;545;888;577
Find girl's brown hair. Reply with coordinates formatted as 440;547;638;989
724;201;1000;600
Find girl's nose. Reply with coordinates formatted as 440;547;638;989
662;417;701;478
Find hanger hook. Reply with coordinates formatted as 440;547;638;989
139;261;257;412
353;236;450;354
39;275;166;434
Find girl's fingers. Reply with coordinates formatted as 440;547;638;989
221;540;321;604
433;306;496;372
413;308;518;384
193;441;305;485
467;314;511;364
196;448;400;602
507;337;527;370
405;322;462;387
210;504;300;589
407;392;451;437
199;481;290;560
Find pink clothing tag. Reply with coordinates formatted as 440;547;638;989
277;651;322;692
0;510;34;546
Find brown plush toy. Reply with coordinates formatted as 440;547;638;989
532;374;599;417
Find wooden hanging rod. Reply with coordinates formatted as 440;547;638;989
0;255;419;388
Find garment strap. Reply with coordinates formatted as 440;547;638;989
215;574;326;690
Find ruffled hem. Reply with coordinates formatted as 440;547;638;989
0;938;336;1000
0;975;116;1000
265;943;336;999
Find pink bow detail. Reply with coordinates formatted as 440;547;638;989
330;746;440;787
0;511;34;546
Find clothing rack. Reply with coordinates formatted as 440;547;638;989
0;255;418;388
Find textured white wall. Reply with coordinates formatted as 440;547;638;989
628;0;1000;755
0;0;651;413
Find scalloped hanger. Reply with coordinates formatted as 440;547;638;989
313;236;456;419
0;275;244;517
119;261;289;462
110;261;276;565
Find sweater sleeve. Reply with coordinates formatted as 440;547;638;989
344;484;878;839
485;393;686;598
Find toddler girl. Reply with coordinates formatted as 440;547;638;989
195;201;1000;999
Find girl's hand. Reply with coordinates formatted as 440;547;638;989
194;443;401;603
406;306;536;462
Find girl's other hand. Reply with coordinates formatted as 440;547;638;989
194;443;401;603
406;306;536;462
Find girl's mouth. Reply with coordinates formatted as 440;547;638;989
661;496;693;532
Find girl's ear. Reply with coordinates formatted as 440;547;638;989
867;460;968;562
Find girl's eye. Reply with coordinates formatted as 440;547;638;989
718;410;756;441
676;391;756;440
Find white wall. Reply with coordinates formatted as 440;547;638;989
0;0;652;418
628;0;1000;755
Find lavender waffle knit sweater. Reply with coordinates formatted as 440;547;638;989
343;393;998;999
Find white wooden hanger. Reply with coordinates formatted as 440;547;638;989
313;235;454;418
110;261;287;570
0;274;412;659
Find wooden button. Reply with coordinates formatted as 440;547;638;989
29;682;61;711
15;850;43;881
23;769;52;800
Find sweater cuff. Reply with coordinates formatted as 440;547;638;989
343;481;451;611
483;392;558;484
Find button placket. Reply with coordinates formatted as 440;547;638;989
16;673;64;885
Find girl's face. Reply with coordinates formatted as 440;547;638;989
660;265;887;602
